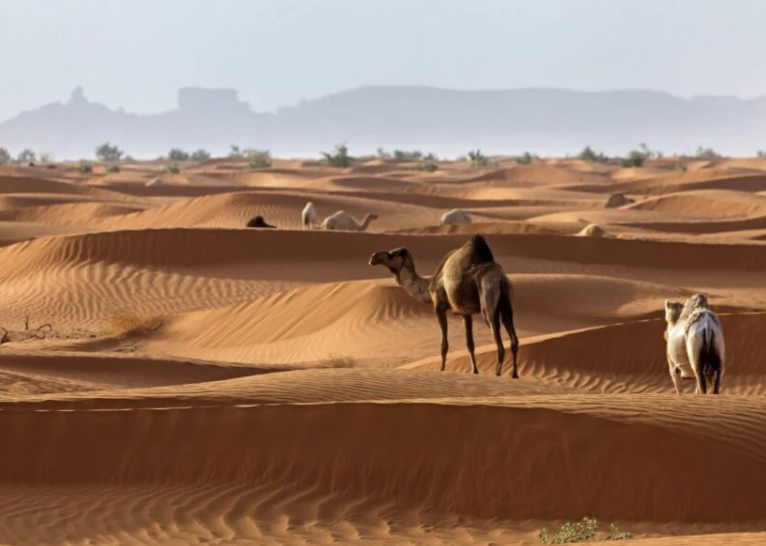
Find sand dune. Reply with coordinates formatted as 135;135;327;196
1;157;766;544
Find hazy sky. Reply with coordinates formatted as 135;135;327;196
0;0;764;122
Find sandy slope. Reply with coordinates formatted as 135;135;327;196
0;158;765;544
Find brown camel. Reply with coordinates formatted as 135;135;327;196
369;234;519;377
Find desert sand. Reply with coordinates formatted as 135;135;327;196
0;155;765;544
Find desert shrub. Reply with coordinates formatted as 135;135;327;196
516;151;535;165
620;150;648;168
95;142;123;163
376;147;391;159
39;152;52;163
579;146;607;163
228;144;244;158
665;161;687;172
413;155;438;172
757;150;766;158
78;162;93;173
467;149;490;168
106;311;164;337
167;148;190;161
393;149;423;160
17;149;36;164
248;157;272;169
190;149;211;162
0;148;10;165
163;163;181;174
106;164;120;173
322;143;353;167
539;517;633;544
695;146;721;160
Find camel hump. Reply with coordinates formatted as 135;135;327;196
467;234;494;263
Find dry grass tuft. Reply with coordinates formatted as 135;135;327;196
106;311;164;337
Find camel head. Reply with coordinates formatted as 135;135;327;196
369;247;412;274
664;299;683;326
685;293;710;310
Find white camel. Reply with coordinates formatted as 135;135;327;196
321;211;378;231
440;209;471;225
302;202;318;229
664;293;725;394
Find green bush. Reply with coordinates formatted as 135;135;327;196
665;161;687;172
248;157;272;169
467;149;490;168
579;146;607;163
78;162;93;173
322;143;353;167
516;151;535;165
695;146;721;160
190;149;211;162
163;163;181;174
106;164;120;173
167;148;190;161
620;150;647;168
539;517;633;544
228;145;244;158
376;147;391;159
413;156;438;172
393;149;423;160
0;148;10;165
95;142;123;163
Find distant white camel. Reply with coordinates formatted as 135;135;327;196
440;209;472;225
302;201;318;229
664;293;725;394
321;211;378;231
574;223;615;238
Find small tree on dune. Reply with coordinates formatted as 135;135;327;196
190;149;211;162
322;143;353;167
0;148;10;165
167;148;190;161
17;149;36;164
95;142;124;163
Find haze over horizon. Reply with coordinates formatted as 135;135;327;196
1;0;765;122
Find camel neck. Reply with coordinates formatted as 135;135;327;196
396;265;432;305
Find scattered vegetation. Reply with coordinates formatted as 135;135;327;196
664;161;687;172
0;315;54;346
516;151;536;165
190;149;211;162
95;142;124;163
39;152;53;163
163;163;181;174
106;311;164;337
376;147;391;159
106;164;121;173
322;143;354;167
243;149;272;169
619;149;648;168
0;148;10;165
467;149;490;168
579;146;608;163
393;149;424;160
167;148;190;161
539;518;633;544
694;146;721;160
757;150;766;158
17;149;37;164
322;354;357;369
228;144;244;158
413;154;438;172
78;162;93;173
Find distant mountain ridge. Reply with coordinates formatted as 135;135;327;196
1;85;764;159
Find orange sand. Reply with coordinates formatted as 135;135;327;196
0;157;764;544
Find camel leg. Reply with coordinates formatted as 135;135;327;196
436;307;449;372
490;310;505;377
463;315;479;374
669;364;681;394
693;366;707;394
501;306;520;379
713;369;721;394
